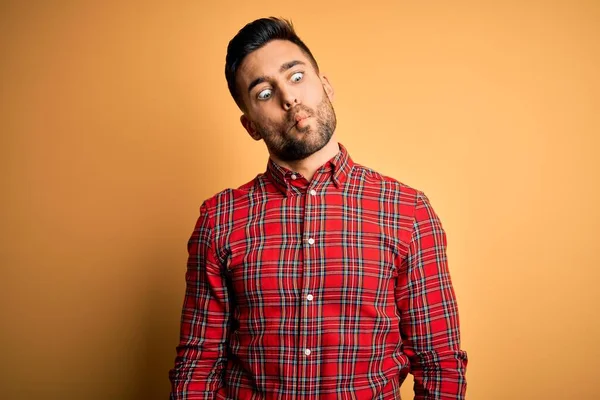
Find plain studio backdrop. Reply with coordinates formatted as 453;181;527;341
1;1;598;399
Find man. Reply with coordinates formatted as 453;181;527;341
169;17;467;399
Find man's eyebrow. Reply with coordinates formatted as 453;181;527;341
247;60;307;94
279;60;306;73
248;76;267;94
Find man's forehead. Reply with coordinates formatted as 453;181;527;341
238;40;311;82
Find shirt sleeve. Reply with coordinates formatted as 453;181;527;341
395;191;468;399
169;201;231;399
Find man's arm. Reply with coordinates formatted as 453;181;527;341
396;191;468;399
169;201;231;399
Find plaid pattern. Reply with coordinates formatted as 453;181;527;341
169;143;467;399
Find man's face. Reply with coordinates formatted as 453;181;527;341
237;40;337;162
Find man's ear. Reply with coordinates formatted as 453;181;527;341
320;74;335;102
240;114;262;141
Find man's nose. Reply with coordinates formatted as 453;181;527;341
280;87;300;111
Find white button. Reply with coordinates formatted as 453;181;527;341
306;294;314;301
307;238;315;245
304;348;311;356
291;174;297;180
309;189;317;196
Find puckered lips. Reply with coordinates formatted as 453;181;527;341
289;110;311;132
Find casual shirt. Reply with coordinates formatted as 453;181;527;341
169;143;467;399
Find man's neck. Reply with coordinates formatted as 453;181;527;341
271;137;340;182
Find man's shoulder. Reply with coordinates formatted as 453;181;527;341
351;162;421;200
199;173;266;210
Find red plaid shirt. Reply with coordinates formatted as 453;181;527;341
169;143;467;399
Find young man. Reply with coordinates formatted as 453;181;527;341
169;17;467;399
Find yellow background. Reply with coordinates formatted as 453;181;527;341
2;1;599;399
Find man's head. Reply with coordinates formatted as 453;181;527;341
225;17;337;162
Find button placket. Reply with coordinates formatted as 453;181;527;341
300;180;318;373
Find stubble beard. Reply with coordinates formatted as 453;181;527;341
256;93;337;162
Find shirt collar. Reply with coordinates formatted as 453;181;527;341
265;142;354;196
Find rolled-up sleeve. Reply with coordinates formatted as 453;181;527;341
396;192;468;399
169;201;231;399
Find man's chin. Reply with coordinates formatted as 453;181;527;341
277;141;320;161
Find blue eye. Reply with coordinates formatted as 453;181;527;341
257;89;272;100
291;72;303;82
